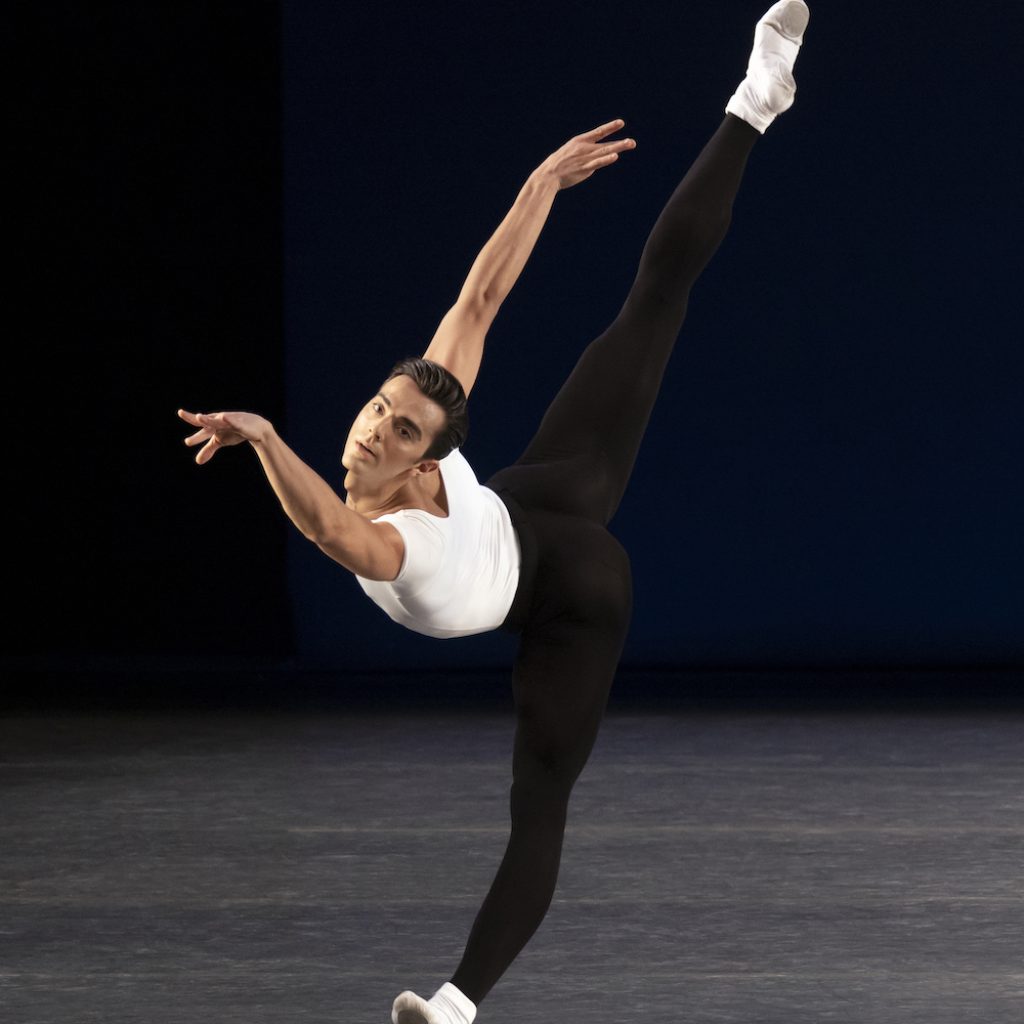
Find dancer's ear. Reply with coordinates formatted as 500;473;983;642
413;459;440;476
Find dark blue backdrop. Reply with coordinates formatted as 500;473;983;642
282;1;1021;672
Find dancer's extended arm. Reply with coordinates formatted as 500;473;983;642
177;409;403;579
423;119;635;398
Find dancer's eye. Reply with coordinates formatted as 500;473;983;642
372;403;383;414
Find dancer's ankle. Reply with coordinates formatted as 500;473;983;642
429;982;477;1024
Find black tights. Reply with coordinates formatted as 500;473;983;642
450;115;759;1005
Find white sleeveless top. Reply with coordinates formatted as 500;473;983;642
355;449;521;638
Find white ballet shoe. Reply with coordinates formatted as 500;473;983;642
725;0;810;133
392;990;438;1024
392;982;477;1024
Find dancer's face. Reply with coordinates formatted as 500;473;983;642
341;374;446;488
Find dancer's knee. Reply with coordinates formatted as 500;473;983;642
511;689;612;803
633;203;733;305
509;765;573;819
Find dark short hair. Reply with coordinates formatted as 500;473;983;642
384;357;468;460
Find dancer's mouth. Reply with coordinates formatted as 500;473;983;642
357;441;376;458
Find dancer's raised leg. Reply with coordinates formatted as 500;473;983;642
489;1;809;527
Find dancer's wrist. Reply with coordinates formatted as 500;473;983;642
247;419;276;449
527;164;561;196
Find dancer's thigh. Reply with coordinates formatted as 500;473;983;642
510;513;633;793
487;293;686;524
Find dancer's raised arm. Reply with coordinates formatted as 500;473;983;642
423;119;635;398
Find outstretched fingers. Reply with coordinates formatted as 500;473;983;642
179;409;207;447
593;138;636;164
582;138;637;173
194;436;222;465
581;118;627;142
178;407;268;463
183;427;209;447
581;153;617;173
178;408;220;463
546;118;636;190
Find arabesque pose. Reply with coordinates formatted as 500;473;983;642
179;5;810;1021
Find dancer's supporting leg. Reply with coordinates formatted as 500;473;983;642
392;517;633;1024
450;514;633;1005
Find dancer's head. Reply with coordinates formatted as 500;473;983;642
385;358;468;459
341;357;468;488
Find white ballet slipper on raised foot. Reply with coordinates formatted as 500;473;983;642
726;0;810;133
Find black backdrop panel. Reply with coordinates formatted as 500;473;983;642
13;4;290;658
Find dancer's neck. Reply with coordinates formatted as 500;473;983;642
345;472;448;519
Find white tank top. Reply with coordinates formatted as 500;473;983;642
355;449;521;638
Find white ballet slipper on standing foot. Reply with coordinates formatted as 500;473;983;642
392;990;438;1024
392;983;477;1024
725;0;810;133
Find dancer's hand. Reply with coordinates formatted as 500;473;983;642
178;408;271;464
538;119;636;190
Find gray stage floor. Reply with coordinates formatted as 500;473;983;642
2;708;1022;1023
